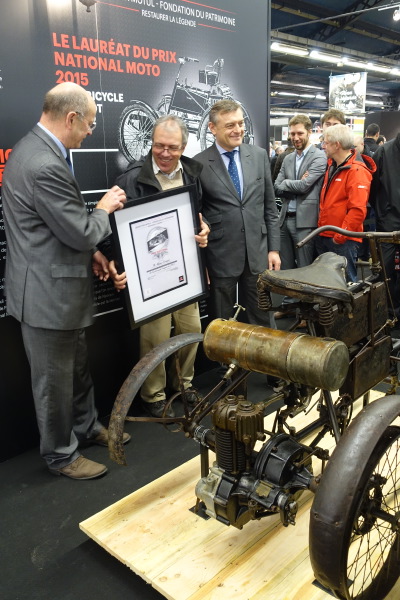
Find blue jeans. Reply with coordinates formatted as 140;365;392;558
315;236;360;282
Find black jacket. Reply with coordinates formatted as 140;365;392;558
364;137;379;154
115;151;203;201
101;152;203;260
370;133;400;230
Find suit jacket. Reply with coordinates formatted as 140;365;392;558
370;133;400;231
2;125;111;329
194;143;280;278
274;144;327;229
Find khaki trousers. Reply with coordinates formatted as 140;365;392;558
140;303;201;403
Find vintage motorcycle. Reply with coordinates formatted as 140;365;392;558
118;56;254;161
108;226;400;600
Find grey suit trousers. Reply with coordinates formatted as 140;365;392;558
21;324;102;469
210;259;276;328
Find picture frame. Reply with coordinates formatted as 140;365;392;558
110;183;208;329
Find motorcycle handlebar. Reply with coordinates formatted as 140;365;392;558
297;225;400;248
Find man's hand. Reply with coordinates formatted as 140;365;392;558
96;185;127;214
268;250;281;271
109;260;127;291
195;213;210;248
92;250;110;281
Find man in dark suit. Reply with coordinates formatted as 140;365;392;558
370;133;400;318
274;114;326;318
194;100;280;327
2;82;129;480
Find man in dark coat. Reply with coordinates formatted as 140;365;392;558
111;116;209;418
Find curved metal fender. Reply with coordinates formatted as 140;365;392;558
309;394;400;595
108;332;204;466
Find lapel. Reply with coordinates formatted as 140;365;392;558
208;144;242;201
239;144;251;201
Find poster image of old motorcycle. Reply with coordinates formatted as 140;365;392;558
118;55;254;161
0;0;269;316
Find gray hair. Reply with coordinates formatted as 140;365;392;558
152;115;188;147
323;124;354;150
209;99;242;125
42;83;91;119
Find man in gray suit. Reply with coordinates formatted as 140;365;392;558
195;99;280;326
274;114;326;318
2;82;129;480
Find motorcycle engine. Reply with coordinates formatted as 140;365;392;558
195;394;314;528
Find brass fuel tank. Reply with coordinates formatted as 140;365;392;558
203;319;349;391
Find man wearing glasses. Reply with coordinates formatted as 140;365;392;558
112;115;209;418
2;82;129;480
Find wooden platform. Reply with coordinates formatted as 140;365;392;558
80;390;400;600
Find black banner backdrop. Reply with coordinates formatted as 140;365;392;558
0;0;270;459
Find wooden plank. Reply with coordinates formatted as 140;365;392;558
80;389;396;600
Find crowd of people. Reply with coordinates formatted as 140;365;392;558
2;82;398;480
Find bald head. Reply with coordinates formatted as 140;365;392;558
40;83;97;150
42;82;95;121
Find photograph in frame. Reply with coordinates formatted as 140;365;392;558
110;184;208;328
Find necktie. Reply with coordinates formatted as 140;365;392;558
65;153;74;174
224;151;241;197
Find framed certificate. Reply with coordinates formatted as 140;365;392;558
110;184;208;328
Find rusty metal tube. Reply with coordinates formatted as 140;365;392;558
203;319;349;391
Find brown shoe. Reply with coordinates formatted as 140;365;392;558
91;426;131;447
296;320;307;329
49;456;107;480
274;308;296;319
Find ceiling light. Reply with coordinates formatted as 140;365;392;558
366;62;391;73
271;42;309;57
394;8;400;20
277;91;301;97
342;58;391;73
271;80;325;90
310;50;341;63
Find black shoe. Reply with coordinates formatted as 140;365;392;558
142;399;175;418
183;387;203;406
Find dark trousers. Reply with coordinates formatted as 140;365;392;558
21;324;101;469
315;236;360;282
209;259;276;328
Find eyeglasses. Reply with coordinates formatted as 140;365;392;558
75;111;96;131
153;143;182;152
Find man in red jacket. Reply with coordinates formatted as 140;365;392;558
317;124;376;282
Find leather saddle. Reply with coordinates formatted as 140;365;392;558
257;252;353;308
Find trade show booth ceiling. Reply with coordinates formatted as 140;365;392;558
270;1;400;115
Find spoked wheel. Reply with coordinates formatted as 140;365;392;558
197;101;254;150
309;395;400;600
157;94;172;114
118;101;158;161
108;333;204;465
